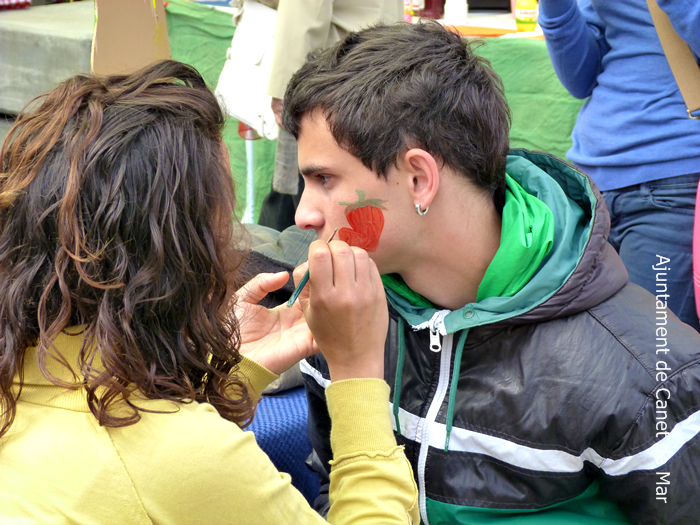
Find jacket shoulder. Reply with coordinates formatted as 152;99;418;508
587;282;700;373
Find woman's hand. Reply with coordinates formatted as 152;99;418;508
299;240;388;382
233;271;317;375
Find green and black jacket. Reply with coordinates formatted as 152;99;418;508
300;150;700;524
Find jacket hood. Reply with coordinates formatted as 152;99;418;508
386;149;628;333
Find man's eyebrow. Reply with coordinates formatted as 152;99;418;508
300;164;327;177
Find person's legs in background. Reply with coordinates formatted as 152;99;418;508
603;172;700;332
258;173;304;231
258;127;303;231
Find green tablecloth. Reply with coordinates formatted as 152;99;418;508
477;37;584;160
165;0;584;223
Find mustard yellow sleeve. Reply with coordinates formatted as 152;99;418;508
326;379;419;524
113;373;416;524
237;355;279;400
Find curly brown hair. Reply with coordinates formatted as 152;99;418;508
0;60;254;438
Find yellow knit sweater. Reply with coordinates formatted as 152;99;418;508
0;329;418;524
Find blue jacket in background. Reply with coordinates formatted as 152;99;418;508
539;0;700;191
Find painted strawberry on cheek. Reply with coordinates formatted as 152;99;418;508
338;190;387;252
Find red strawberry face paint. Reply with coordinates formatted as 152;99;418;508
338;190;387;252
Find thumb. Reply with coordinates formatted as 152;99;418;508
237;272;290;304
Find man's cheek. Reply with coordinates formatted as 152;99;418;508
337;190;387;252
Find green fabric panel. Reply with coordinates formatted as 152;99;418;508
222;125;276;222
475;38;585;162
476;173;554;302
425;483;630;525
382;274;435;308
165;0;235;88
165;0;276;222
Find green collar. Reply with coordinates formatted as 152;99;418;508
381;273;435;308
477;173;554;302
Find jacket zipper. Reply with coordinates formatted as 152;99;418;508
417;313;453;525
429;325;441;352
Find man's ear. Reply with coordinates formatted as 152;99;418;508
402;148;440;210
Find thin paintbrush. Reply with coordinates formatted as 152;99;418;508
286;228;339;308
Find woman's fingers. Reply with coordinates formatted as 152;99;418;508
302;240;387;381
237;271;290;305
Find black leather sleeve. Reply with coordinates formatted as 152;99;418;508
599;438;700;524
597;362;700;525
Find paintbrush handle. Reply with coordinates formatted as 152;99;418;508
286;269;310;308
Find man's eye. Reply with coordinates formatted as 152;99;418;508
318;174;331;185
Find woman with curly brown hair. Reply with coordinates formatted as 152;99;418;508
0;60;417;524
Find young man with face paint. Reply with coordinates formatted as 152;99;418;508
269;21;700;525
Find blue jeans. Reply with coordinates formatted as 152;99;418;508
602;172;700;332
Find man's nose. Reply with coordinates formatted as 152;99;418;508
295;187;323;232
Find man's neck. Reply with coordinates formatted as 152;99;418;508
396;186;502;311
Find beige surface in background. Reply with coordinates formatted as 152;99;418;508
91;0;171;75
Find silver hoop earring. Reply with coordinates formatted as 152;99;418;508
415;203;429;216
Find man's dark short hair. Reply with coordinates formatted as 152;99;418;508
283;21;511;209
